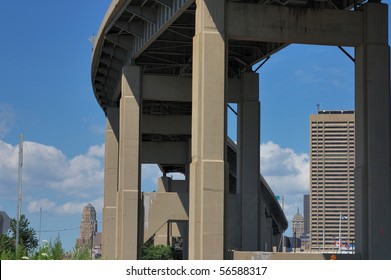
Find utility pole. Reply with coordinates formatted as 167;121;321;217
16;133;24;250
39;207;42;247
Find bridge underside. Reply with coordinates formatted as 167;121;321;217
93;0;391;259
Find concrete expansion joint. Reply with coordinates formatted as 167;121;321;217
122;189;139;193
196;31;226;38
201;159;225;163
202;188;224;193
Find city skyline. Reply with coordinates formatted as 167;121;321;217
1;1;389;251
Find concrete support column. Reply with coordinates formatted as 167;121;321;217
265;216;273;252
116;66;142;259
237;72;260;250
355;3;391;259
102;107;119;259
155;176;171;246
189;0;227;259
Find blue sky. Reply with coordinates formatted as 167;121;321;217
0;1;389;251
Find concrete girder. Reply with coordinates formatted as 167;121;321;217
141;115;191;135
142;75;241;103
141;142;188;164
227;3;363;46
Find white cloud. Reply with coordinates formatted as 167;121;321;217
0;140;105;203
27;198;56;213
0;140;19;199
54;198;103;215
48;147;104;197
0;104;15;138
27;197;103;215
260;141;310;235
141;164;162;192
261;141;309;195
86;144;105;158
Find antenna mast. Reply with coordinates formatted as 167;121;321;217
16;133;24;250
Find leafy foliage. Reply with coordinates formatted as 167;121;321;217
171;237;183;260
9;214;39;254
0;214;37;259
0;214;103;260
141;243;173;260
139;234;186;260
68;244;92;260
30;237;65;260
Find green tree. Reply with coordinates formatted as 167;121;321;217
9;214;39;254
141;236;173;260
141;244;173;260
0;233;27;260
0;214;38;259
0;234;14;259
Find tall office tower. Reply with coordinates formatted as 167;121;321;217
77;203;98;247
310;110;355;252
303;194;310;237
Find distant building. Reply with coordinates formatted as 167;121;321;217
292;208;304;239
77;203;102;258
310;110;355;252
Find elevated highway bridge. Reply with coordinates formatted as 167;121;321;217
92;0;391;259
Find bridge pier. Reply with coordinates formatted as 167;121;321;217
102;107;119;259
189;0;227;260
237;72;261;251
116;65;142;259
355;3;391;260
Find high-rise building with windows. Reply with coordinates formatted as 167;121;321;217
310;110;355;252
303;194;310;237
